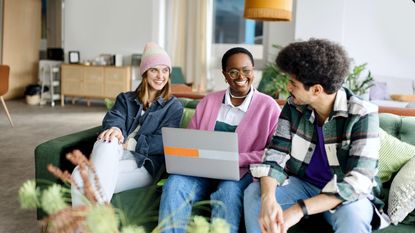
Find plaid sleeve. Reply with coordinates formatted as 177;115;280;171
324;111;380;203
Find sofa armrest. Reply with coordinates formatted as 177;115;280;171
34;126;101;219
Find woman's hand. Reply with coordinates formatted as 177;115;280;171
98;127;124;144
259;193;285;233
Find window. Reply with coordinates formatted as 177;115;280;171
213;0;263;45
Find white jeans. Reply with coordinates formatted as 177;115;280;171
71;139;153;206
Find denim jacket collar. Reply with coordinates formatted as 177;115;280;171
128;93;168;108
155;96;168;107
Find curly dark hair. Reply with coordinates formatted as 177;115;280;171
221;47;254;71
276;38;350;94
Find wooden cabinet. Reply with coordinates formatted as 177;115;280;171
104;67;131;98
61;64;131;106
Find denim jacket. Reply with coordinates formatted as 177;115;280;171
102;91;183;177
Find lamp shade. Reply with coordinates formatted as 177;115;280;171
244;0;293;21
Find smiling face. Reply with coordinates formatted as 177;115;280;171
222;53;254;97
145;65;170;93
287;75;316;105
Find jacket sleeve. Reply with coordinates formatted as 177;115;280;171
250;104;292;184
134;99;184;156
327;112;380;203
239;150;266;168
239;102;281;168
102;93;128;137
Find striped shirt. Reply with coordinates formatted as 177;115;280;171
251;88;380;203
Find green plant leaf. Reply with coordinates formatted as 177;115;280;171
18;180;40;209
344;63;374;96
259;62;289;99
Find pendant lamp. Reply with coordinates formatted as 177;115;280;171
244;0;293;21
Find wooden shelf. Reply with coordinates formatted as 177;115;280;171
61;64;131;106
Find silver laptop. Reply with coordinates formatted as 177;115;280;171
162;127;241;181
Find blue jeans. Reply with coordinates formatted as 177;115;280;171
158;173;253;233
244;176;374;233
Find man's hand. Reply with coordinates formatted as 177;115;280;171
282;195;343;232
259;193;284;233
257;174;343;233
281;203;303;231
98;127;124;144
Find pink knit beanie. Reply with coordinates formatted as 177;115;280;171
139;42;172;76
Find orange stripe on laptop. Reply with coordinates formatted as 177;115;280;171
164;146;199;157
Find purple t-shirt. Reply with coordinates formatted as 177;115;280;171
303;121;333;189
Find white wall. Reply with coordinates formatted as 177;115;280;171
63;0;415;94
264;0;297;63
342;0;415;81
294;0;415;94
265;21;295;63
295;0;345;43
64;0;162;64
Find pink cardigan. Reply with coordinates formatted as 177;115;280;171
188;89;281;168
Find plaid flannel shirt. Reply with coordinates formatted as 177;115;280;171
251;88;380;203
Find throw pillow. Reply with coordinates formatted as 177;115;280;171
378;128;415;182
388;157;415;225
369;81;388;100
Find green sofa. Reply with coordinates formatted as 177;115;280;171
35;99;415;232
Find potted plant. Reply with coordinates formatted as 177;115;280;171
344;63;374;99
257;45;290;99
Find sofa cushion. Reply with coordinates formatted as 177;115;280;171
388;157;415;225
111;185;161;231
178;98;198;128
180;108;195;128
370;81;388;100
177;97;199;109
379;113;415;145
378;128;415;182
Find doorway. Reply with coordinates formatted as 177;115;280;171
40;0;63;59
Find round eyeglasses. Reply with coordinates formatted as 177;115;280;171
226;68;253;79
